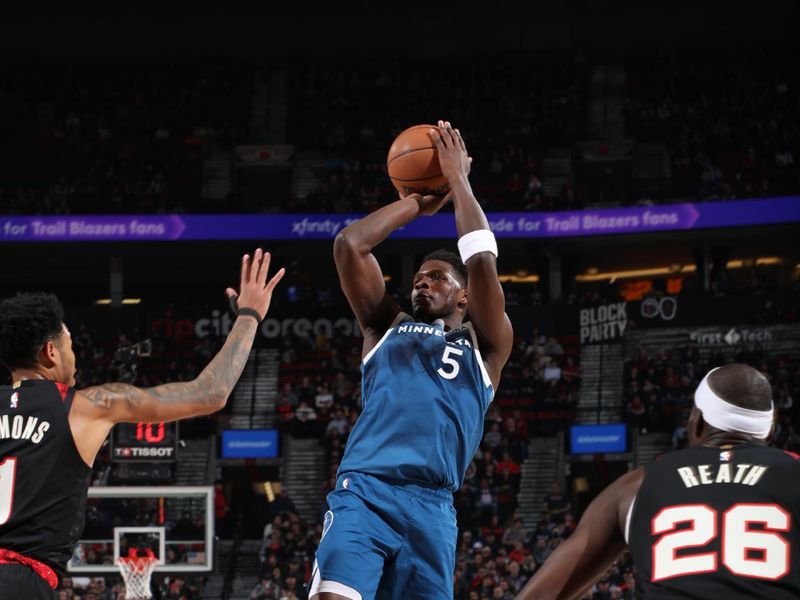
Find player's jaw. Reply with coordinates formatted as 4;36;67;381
411;289;457;322
55;324;77;386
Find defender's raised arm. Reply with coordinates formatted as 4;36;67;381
69;248;284;465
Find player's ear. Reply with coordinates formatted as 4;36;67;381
39;340;58;368
763;414;777;444
458;287;468;311
693;409;706;439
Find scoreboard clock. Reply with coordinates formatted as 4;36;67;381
111;421;178;462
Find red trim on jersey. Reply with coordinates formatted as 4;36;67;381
783;450;800;460
54;382;69;402
0;548;58;589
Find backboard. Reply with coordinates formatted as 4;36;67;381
68;486;213;574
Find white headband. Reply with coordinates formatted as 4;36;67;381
694;367;774;438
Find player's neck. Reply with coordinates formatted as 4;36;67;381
10;368;51;384
699;430;761;448
420;317;462;331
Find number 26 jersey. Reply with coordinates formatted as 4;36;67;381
338;318;494;492
628;442;800;600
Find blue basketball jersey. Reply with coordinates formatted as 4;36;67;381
338;317;494;492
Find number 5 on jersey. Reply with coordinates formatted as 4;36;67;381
438;346;464;380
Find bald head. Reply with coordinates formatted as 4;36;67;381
706;364;773;411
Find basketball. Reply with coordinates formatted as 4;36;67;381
387;124;450;197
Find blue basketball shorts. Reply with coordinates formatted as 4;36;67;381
311;472;457;600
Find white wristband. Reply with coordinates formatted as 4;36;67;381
458;229;498;263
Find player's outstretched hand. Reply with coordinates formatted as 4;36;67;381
404;192;453;217
225;248;285;322
429;120;472;182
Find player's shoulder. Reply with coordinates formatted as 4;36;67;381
775;448;800;464
736;442;800;464
2;378;65;397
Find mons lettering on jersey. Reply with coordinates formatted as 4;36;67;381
0;414;51;444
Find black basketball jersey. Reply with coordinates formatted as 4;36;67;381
0;380;92;579
628;442;800;600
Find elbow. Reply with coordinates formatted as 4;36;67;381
208;387;229;412
333;230;361;261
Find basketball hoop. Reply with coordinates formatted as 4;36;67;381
116;549;157;600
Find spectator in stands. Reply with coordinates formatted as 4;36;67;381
484;422;503;450
562;356;581;384
543;337;564;358
314;384;333;411
325;408;349;439
291;401;317;435
496;451;521;483
625;395;647;433
215;482;230;538
532;537;552;566
671;418;688;450
251;575;281;599
543;359;562;383
543;482;571;523
269;488;297;519
501;518;527;549
476;479;498;522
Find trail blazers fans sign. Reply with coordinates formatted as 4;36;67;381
580;302;628;344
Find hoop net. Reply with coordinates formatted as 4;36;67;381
116;550;157;600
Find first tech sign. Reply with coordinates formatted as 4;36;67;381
579;302;628;344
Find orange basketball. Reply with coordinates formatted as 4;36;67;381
387;124;450;197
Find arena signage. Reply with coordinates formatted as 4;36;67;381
570;424;627;454
2;197;798;241
151;309;361;342
221;430;279;458
689;327;773;346
579;302;628;344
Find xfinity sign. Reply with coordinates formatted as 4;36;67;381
689;328;772;346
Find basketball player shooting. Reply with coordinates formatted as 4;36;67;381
516;364;800;600
309;121;513;600
0;248;284;599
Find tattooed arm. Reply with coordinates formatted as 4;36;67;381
79;315;259;422
68;249;285;466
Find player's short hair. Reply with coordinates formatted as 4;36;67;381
0;292;65;371
421;249;468;287
707;363;772;411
